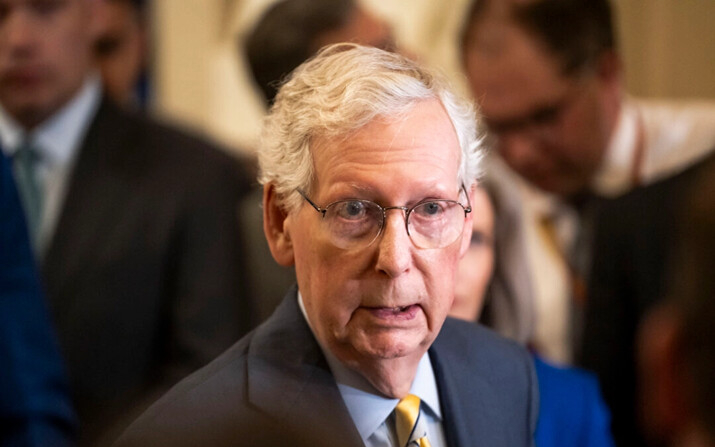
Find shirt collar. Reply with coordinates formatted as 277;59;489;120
297;291;442;442
0;74;102;166
592;98;639;197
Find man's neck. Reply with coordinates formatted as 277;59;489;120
344;352;424;398
590;97;640;197
296;291;424;398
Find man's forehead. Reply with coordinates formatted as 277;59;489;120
309;101;461;190
468;23;571;118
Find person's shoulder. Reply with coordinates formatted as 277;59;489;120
602;148;715;216
113;333;255;446
432;319;538;443
114;291;324;447
633;96;715;121
534;355;611;421
96;100;254;189
533;356;601;393
533;356;615;447
434;318;535;382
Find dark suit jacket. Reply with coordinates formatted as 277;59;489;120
114;286;538;447
1;152;76;446
41;97;256;445
580;151;715;447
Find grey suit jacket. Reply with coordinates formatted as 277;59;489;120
114;286;538;447
41;97;256;445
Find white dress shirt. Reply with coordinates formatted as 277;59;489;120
0;75;101;256
494;97;715;364
297;292;447;447
595;97;715;195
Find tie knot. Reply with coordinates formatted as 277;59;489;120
13;139;42;168
11;139;44;250
395;394;431;447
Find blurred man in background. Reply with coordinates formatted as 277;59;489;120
461;0;715;445
637;157;715;447
0;0;254;444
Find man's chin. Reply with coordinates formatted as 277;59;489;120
354;331;430;361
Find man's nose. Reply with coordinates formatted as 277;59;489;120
374;209;412;278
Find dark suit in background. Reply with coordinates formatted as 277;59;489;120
1;151;76;447
580;151;715;447
41;97;255;445
114;287;538;447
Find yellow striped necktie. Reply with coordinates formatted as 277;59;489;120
394;394;432;447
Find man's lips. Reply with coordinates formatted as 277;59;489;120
363;304;420;321
3;69;44;86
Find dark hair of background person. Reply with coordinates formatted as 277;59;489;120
94;0;150;107
461;0;616;75
243;0;356;105
668;159;715;440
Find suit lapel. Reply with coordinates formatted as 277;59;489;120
43;98;137;309
430;325;501;447
246;288;364;446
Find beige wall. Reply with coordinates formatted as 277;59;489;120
616;0;715;99
151;0;715;155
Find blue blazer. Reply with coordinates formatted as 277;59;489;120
534;356;614;447
114;287;538;446
0;152;76;446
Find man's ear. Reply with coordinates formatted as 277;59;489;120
263;183;295;266
458;184;476;258
596;50;622;82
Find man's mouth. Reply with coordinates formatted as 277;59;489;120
389;305;411;312
366;304;420;320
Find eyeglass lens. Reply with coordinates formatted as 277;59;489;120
322;199;466;250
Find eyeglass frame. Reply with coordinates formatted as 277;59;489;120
296;184;473;250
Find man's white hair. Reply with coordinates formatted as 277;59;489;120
258;43;486;213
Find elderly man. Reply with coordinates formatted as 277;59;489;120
115;43;538;447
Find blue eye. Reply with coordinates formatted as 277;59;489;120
414;201;445;218
335;200;369;220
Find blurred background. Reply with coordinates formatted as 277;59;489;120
147;0;715;156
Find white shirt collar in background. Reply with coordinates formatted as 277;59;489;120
0;74;102;254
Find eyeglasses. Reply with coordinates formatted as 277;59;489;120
297;185;472;250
